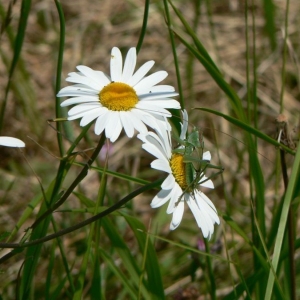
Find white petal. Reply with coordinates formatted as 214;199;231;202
68;107;102;121
137;100;180;112
95;71;111;84
120;112;134;138
166;183;183;214
0;137;25;147
94;111;110;135
107;115;122;142
121;48;136;83
79;108;104;126
57;86;97;98
105;111;121;141
203;151;211;161
135;102;172;116
161;173;175;190
151;159;172;173
76;66;110;86
180;110;189;140
66;76;102;91
138;93;179;101
110;47;122;82
67;103;100;116
60;96;99;107
140;130;168;156
197;191;219;217
140;113;163;133
150;85;175;92
134;71;168;94
142;143;167;161
151;188;172;208
187;198;213;238
170;201;184;230
199;174;214;189
128;60;155;86
125;110;148;134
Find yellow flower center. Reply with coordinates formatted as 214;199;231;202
170;153;187;190
99;82;139;111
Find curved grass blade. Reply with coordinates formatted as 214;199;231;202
102;217;150;299
168;0;220;74
0;0;31;131
123;214;165;300
195;107;295;155
265;143;300;300
136;0;149;54
54;0;66;156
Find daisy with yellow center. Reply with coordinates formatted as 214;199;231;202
57;47;180;142
138;110;219;239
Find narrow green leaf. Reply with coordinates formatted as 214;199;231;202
123;214;165;300
0;0;32;131
101;217;150;298
262;0;277;50
265;144;300;299
195;107;295;155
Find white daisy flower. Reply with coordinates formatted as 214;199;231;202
0;136;25;147
57;47;180;142
138;110;219;239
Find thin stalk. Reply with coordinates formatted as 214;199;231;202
136;0;149;54
163;0;184;109
279;0;290;112
31;131;105;229
280;149;296;300
54;0;66;157
265;143;300;300
73;168;107;299
0;179;163;262
204;238;216;300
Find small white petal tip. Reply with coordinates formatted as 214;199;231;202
0;136;25;148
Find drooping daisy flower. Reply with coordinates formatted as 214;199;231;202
0;136;25;147
57;47;180;142
138;110;219;239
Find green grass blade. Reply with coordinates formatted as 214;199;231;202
161;0;182;134
73;165;107;299
195;107;295;155
54;0;66;157
262;0;277;50
102;217;150;298
168;0;221;74
172;30;244;118
265;144;300;299
123;214;165;300
136;0;149;54
0;0;31;131
99;248;138;299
